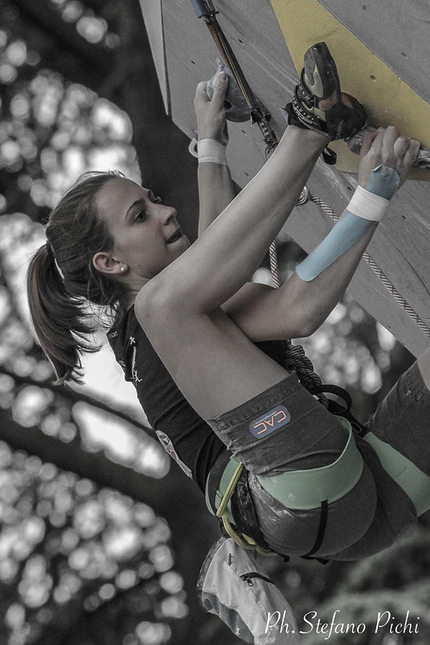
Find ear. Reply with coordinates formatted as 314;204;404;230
92;252;123;276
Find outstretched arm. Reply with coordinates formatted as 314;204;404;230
223;127;419;340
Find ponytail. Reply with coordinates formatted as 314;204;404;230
27;243;99;383
27;171;127;384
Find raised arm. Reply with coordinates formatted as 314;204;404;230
194;71;236;236
223;127;419;340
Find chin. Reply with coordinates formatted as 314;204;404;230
176;234;191;251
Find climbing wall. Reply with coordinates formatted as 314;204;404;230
139;0;430;357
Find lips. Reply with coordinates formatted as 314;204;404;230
166;229;183;244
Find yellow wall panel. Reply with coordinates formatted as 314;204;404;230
271;0;430;179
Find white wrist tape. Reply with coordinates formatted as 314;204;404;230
347;185;390;222
197;139;227;165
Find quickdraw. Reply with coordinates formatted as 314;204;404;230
191;0;279;156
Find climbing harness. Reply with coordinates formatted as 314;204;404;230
256;418;363;511
206;417;365;559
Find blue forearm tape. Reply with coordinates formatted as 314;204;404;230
296;164;399;282
366;164;400;199
296;212;374;282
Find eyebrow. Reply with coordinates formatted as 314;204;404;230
124;190;153;219
125;196;149;220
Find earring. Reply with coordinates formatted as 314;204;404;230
120;266;125;273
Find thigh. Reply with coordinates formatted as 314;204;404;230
365;361;430;476
143;306;288;420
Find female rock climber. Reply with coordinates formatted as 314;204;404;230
27;43;428;562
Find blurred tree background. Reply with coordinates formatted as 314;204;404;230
0;1;429;644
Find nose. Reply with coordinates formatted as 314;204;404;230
160;204;177;225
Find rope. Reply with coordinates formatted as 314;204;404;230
282;343;323;390
268;241;281;289
308;191;430;339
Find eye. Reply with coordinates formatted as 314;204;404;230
134;210;147;223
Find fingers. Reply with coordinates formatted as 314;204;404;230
393;134;411;157
194;72;228;112
392;133;419;164
370;126;419;165
358;125;420;188
381;125;400;150
194;72;229;145
360;128;380;158
208;71;229;109
404;138;420;166
386;129;419;173
379;127;420;186
194;80;210;106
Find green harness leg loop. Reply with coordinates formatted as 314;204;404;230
257;418;362;509
365;432;430;517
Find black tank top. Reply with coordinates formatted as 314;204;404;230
107;306;289;492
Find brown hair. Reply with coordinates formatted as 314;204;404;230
27;171;128;384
